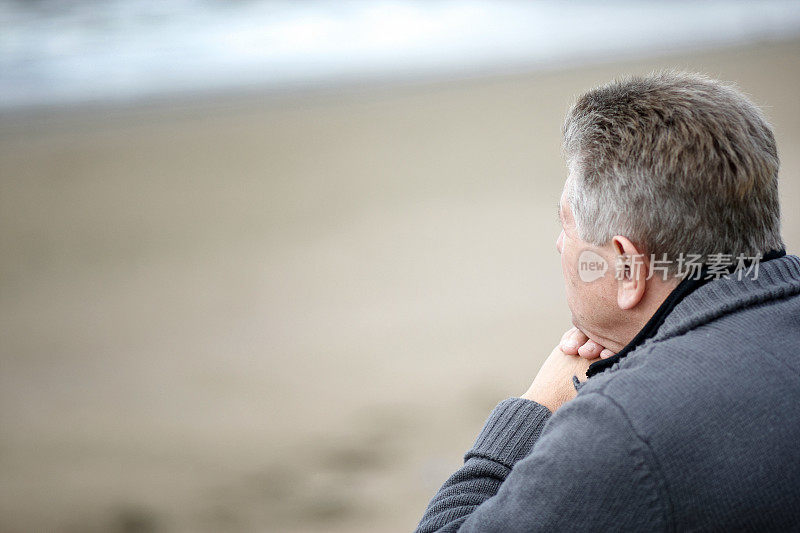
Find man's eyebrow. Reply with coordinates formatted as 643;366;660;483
556;202;563;224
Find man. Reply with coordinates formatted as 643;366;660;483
416;71;800;532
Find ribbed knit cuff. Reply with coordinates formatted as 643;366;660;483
464;398;552;469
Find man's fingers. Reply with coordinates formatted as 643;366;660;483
560;327;588;355
578;339;603;359
559;328;578;354
559;327;614;360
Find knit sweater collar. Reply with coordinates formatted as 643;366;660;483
586;251;800;378
656;252;800;341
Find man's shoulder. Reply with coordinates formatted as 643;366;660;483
586;327;797;413
575;293;800;462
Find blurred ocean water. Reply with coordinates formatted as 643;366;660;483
1;0;800;109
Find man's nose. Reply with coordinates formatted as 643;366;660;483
556;230;564;254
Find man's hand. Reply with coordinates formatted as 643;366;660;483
521;328;616;413
521;344;594;412
559;327;615;359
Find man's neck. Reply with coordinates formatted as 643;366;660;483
596;279;681;353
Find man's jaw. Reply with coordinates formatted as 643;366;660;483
571;320;628;355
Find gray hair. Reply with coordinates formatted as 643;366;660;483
562;70;783;274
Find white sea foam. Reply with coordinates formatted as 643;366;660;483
1;0;799;109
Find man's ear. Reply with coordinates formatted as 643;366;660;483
612;236;647;310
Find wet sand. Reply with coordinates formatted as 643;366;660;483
1;39;799;532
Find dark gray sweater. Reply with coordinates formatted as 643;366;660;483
416;254;800;532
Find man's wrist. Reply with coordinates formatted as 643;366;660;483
520;389;565;413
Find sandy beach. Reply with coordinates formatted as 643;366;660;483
1;39;799;532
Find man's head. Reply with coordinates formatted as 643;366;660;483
557;71;783;350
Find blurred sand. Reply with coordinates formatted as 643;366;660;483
1;40;799;532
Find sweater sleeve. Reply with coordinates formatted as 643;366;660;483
415;392;670;533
